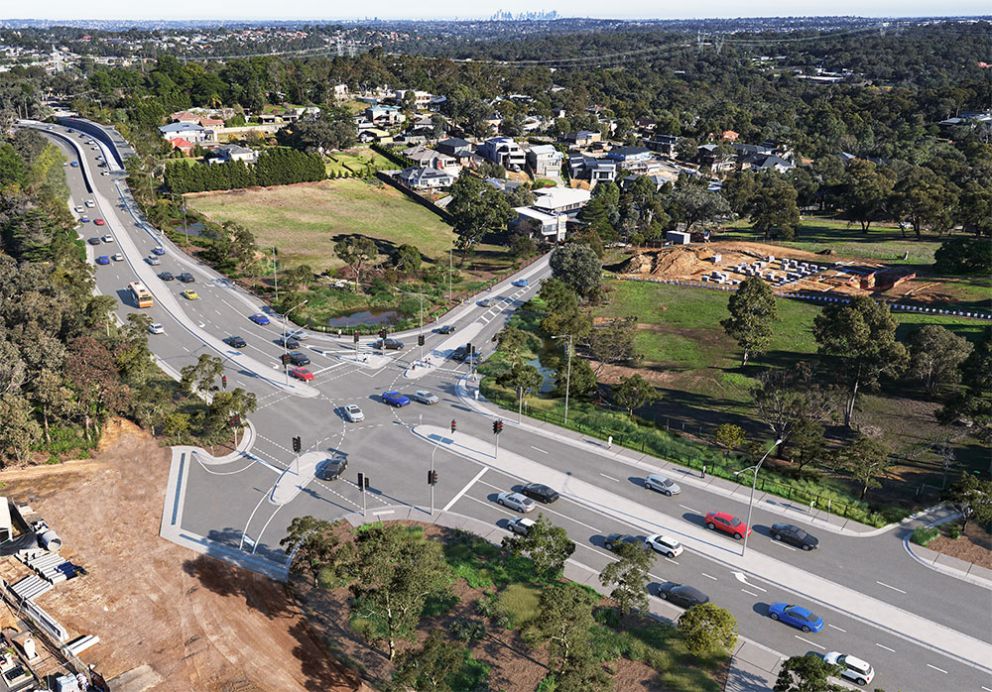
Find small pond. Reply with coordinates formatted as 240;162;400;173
326;309;401;328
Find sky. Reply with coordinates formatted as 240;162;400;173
2;0;989;21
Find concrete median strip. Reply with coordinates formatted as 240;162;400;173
412;423;992;674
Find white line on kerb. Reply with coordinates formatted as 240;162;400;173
875;580;907;594
926;664;948;674
795;635;824;650
875;643;895;653
828;624;847;633
700;573;718;581
599;473;620;482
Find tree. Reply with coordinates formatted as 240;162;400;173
391;631;468;692
588;317;638;374
666;181;731;233
676;602;738;655
752;363;836;454
0;393;41;464
613;374;656;418
206;387;257;445
813;296;908;428
946;475;992;532
834;434;892;500
721;276;778;366
537;583;597;675
714;423;746;457
280;516;343;587
334;235;378;292
937;335;992;442
722;171;757;216
891;165;959;238
447;173;515;252
539;278;591;339
499;362;543;416
840;160;894;232
502;514;576;578
550;244;602;300
343;524;451;660
933;236;992;275
747;173;800;240
774;654;844;692
393;244;422;274
785;417;828;474
180;353;224;395
906;325;973;396
599;542;652;618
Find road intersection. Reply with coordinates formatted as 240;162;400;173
27;118;992;692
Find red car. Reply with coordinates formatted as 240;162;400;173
94;218;106;226
705;511;751;540
289;367;314;382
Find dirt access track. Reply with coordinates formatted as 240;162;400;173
0;420;363;692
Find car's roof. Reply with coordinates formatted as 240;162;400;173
839;654;871;671
346;404;361;410
786;605;816;617
648;534;680;545
525;482;552;490
711;511;739;521
671;584;706;597
515;517;536;525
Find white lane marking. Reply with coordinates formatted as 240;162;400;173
875;580;907;594
443;467;487;512
980;686;992;691
875;643;895;653
770;540;797;551
741;589;759;597
701;573;718;581
828;624;847;633
926;664;948;674
679;504;701;513
795;635;825;651
665;558;680;565
599;473;620;482
530;446;549;454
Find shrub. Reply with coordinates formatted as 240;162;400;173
945;523;962;540
911;526;939;546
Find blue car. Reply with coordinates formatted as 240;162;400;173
95;255;111;265
768;603;824;633
248;313;270;325
70;161;80;168
151;246;166;256
80;216;90;223
512;278;529;287
382;391;411;407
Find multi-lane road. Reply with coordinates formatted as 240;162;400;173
26;118;992;692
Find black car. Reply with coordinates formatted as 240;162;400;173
373;338;404;351
521;483;560;504
604;533;643;552
281;351;311;366
435;324;456;334
654;583;710;609
315;458;348;481
178;272;195;283
276;336;300;349
223;336;247;349
771;523;819;551
87;237;102;246
158;271;175;281
450;345;469;362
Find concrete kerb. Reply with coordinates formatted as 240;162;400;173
453;376;895;539
900;504;992;591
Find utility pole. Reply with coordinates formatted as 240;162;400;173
737;438;783;558
272;247;279;306
553;334;574;425
448;248;453;303
419;292;424;361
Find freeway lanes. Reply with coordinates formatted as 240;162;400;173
30;118;992;692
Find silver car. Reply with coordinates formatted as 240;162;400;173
507;517;535;535
343;404;364;422
645;473;681;496
496;491;536;513
411;390;439;405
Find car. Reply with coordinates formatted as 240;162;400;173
101;171;110;176
151;246;166;256
705;511;752;540
248;313;270;325
146;256;160;265
477;298;494;308
823;652;875;686
158;271;175;281
435;324;456;334
87;237;102;246
223;336;247;349
495;492;536;513
507;517;536;536
770;523;819;551
343;404;364;422
768;603;825;633
177;272;195;283
410;390;440;405
511;278;529;287
372;338;404;350
181;290;199;300
644;473;681;496
315;458;348;481
147;323;165;335
276;336;300;349
93;218;105;226
382;390;411;407
74;206;85;213
284;328;308;341
95;255;110;265
70;161;79;168
289;367;314;382
654;582;709;609
521;483;559;504
79;216;90;223
604;533;644;552
111;253;124;262
280;351;311;366
645;534;684;558
85;200;95;208
102;234;113;243
450;345;470;362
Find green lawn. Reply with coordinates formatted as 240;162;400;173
324;147;393;176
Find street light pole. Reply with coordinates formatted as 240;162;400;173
448;248;452;303
281;300;309;384
419;291;424;362
740;438;783;558
553;334;574;425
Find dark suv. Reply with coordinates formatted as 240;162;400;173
521;483;560;504
178;272;195;283
373;338;404;350
280;351;311;366
223;336;247;349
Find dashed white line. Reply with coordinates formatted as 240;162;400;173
443;467;487;512
599;473;620;482
741;589;759;597
665;558;680;565
530;446;549;454
875;580;907;594
679;504;701;513
875;643;895;653
980;685;992;692
770;540;797;551
795;635;825;650
700;572;718;581
926;664;948;674
828;624;847;633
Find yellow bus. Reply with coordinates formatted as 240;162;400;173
128;281;154;308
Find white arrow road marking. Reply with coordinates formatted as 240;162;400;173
733;571;768;592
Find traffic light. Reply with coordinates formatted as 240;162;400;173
379;328;388;340
427;470;438;485
493;420;504;435
418;334;425;346
357;472;369;491
353;331;360;344
450;419;457;434
221;374;228;389
466;342;473;355
292;436;301;453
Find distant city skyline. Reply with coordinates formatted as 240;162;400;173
1;1;989;21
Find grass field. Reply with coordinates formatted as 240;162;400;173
186;178;457;271
324;147;393;176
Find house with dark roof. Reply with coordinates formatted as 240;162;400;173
436;137;473;157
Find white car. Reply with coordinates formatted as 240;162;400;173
823;652;874;686
645;473;681;496
645;533;684;558
147;323;165;335
85;200;95;208
102;235;114;243
111;253;124;262
507;517;536;536
73;205;84;213
146;256;160;265
411;390;439;405
496;491;536;513
343;404;364;422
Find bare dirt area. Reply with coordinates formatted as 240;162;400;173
927;523;992;571
0;419;361;692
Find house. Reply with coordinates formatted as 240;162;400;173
403;145;459;173
365;105;406;127
566;130;601;146
645;134;679;158
513;207;568;242
526;144;563;179
436;137;473;158
605;146;654;166
210;144;257;164
332;84;350;100
532;187;591;215
159;122;209;143
569;155;617;186
635;117;657;132
721;130;740;142
393;89;433;109
358;128;393;144
696;144;736;174
169;137;195;156
477;137;526;170
397;167;456;190
170;110;201;124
